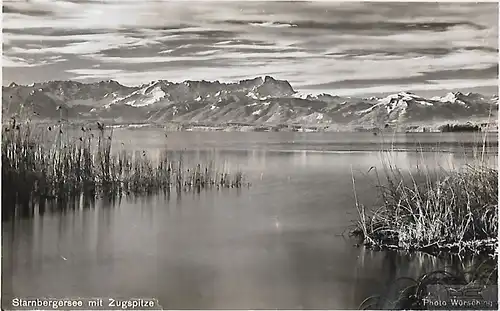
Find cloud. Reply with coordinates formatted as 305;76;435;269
3;4;54;16
66;68;126;76
91;50;317;64
2;54;67;68
3;1;498;97
303;79;499;97
9;33;159;55
3;1;204;30
2;56;39;68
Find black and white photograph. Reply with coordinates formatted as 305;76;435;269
2;0;499;309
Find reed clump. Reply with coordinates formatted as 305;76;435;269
350;153;498;256
2;119;247;213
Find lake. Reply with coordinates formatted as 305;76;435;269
2;131;498;309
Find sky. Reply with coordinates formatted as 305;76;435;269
2;0;499;97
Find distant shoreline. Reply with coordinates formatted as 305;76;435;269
9;119;498;134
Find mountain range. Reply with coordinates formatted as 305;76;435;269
3;76;498;131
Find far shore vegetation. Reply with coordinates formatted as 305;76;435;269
2;117;247;220
10;117;497;133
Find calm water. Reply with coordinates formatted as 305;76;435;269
2;131;498;309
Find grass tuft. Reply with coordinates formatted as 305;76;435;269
350;144;498;256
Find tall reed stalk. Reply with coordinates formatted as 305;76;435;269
2;119;247;216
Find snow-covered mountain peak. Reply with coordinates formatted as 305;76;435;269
3;77;496;128
133;85;166;107
431;92;467;105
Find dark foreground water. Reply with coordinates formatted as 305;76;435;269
2;131;498;309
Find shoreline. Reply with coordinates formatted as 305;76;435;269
7;119;498;134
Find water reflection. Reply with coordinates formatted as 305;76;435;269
2;131;498;309
101;130;499;156
352;248;497;309
2;186;497;309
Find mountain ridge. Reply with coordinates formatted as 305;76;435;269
3;76;498;131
